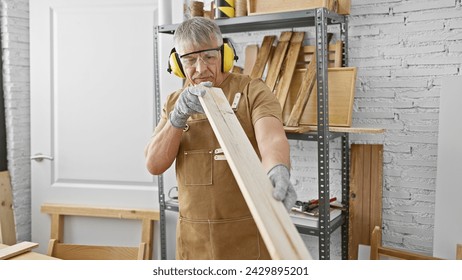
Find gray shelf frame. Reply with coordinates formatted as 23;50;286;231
154;8;349;260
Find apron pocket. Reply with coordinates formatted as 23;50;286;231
184;149;213;186
210;217;262;260
177;218;213;260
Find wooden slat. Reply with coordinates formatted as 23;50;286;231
349;144;383;260
50;243;142;260
0;241;38;260
299;67;357;127
265;31;292;91
457;244;462;260
0;171;16;245
41;203;160;220
141;218;154;259
243;44;258;75
199;86;311;260
282;68;304;123
249;35;275;79
285;54;317;126
296;41;342;69
274;32;305;109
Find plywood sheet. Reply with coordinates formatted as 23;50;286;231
299;67;357;127
199;86;311;260
348;144;383;260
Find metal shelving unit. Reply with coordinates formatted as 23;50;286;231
154;8;349;260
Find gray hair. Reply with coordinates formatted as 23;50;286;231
173;17;223;54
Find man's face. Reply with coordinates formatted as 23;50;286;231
179;43;226;86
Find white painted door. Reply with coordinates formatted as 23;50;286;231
30;0;165;258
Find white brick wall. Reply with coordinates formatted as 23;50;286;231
2;0;460;258
349;0;462;255
1;0;30;242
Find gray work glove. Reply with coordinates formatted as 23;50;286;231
169;82;212;129
268;164;297;212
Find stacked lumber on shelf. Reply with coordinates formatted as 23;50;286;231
244;32;378;134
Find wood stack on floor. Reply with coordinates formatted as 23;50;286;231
244;31;371;134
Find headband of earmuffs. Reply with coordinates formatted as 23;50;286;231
167;38;238;79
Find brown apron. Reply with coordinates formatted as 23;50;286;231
174;75;271;260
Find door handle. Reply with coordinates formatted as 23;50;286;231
31;153;54;162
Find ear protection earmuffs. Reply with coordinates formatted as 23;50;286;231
167;38;238;79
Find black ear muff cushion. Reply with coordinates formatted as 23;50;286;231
168;48;186;79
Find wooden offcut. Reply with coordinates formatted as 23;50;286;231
198;86;312;260
41;203;159;260
285;55;317;126
265;31;293;91
0;241;38;260
299;67;357;127
247;0;339;15
249;36;275;79
0;171;16;245
349;144;383;260
296;40;343;69
243;44;258;75
274;32;304;109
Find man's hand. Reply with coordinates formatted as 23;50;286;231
268;164;297;212
169;82;212;129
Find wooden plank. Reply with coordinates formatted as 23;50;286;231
249;36;275;79
457;244;462;260
0;171;16;245
338;0;351;15
282;68;304;123
285;54;317;126
265;31;292;91
50;243;141;260
41;203;160;220
247;0;337;15
299;67;357;127
349;144;383;260
199;86;311;260
274;32;304;109
0;241;38;260
243;44;258;75
296;40;341;69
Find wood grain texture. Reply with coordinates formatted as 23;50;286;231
247;0;338;15
243;44;258;75
274;32;304;109
199;86;311;260
0;171;16;245
41;204;159;260
299;67;357;127
265;31;293;91
0;241;38;260
249;36;275;79
285;55;317;126
349;144;383;260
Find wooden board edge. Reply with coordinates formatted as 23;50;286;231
199;86;312;260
